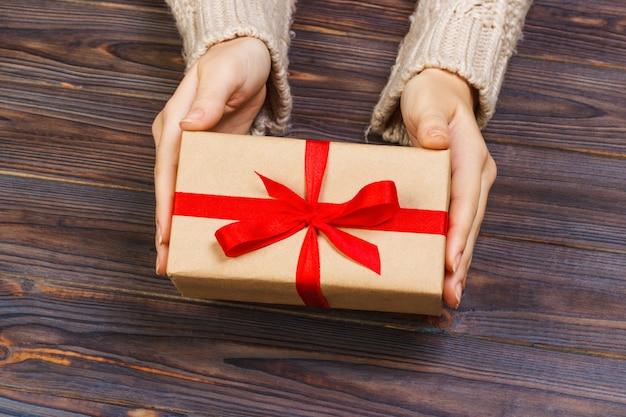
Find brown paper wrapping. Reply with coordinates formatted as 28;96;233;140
167;132;450;315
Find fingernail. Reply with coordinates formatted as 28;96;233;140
181;108;203;124
156;222;163;247
453;253;462;273
426;127;447;140
454;282;463;308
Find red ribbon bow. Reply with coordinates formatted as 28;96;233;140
172;139;448;309
215;140;399;308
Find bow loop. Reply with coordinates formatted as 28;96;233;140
322;180;400;227
215;214;305;258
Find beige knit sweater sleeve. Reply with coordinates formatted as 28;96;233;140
165;0;296;135
369;0;532;145
165;0;531;142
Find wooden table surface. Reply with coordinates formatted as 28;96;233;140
1;0;625;415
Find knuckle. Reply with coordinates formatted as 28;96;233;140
485;154;498;185
151;111;163;140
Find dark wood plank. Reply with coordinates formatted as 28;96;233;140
0;0;182;94
293;0;415;40
486;142;626;251
0;84;157;189
2;278;626;416
488;57;626;154
0;1;175;188
0;387;183;417
288;27;399;142
461;235;626;355
520;0;626;67
0;173;163;293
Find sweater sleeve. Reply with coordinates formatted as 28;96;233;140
165;0;296;135
369;0;532;145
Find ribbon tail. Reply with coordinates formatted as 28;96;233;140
256;172;309;212
296;227;329;308
318;224;381;274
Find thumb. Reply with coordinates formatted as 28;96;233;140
415;111;451;150
179;65;232;131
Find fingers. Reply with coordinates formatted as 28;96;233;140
414;111;487;308
153;67;201;274
413;110;452;150
445;121;484;271
442;168;488;308
154;118;182;275
443;119;497;307
179;64;230;131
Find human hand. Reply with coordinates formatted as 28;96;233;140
152;37;271;275
400;68;497;309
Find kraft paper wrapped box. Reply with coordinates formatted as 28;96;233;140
167;132;450;315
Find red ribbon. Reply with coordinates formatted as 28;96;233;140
173;140;448;308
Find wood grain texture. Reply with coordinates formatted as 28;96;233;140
2;278;626;416
1;0;625;415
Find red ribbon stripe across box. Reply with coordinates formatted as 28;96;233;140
167;132;450;315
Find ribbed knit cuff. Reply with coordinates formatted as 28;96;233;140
165;0;296;135
369;0;531;145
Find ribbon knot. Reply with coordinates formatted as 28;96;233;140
214;140;400;308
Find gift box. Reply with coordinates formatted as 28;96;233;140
167;132;450;315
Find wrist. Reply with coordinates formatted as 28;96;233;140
420;68;477;112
